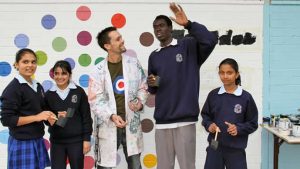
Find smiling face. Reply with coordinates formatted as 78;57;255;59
53;67;71;90
153;18;173;46
218;63;239;87
15;52;37;82
105;30;126;54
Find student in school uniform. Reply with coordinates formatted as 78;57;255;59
0;48;55;169
44;60;93;169
201;58;258;169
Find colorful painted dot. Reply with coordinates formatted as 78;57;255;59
84;156;94;169
41;14;56;30
49;68;54;79
14;34;29;48
52;37;67;52
79;74;89;87
94;57;105;65
64;57;76;69
78;53;92;67
35;50;48;66
77;31;92;46
140;32;154;47
111;13;126;28
76;6;91;21
145;94;155;108
0;129;9;144
0;62;12;76
44;139;50;151
124;49;137;57
143;154;157;168
141;119;154;133
42;80;53;92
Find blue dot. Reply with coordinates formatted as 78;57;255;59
79;74;89;88
42;80;53;92
64;58;76;70
41;14;56;30
0;62;12;76
14;34;29;48
0;129;9;144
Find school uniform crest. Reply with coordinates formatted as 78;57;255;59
176;53;183;62
234;104;242;114
71;95;78;103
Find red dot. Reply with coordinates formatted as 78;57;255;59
111;13;126;28
43;139;50;151
77;31;92;46
49;68;54;79
84;156;95;169
118;81;124;88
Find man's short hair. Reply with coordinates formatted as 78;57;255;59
154;15;172;27
96;26;117;51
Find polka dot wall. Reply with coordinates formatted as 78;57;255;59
0;2;264;169
0;3;156;169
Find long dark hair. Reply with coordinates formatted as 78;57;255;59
219;58;241;86
52;60;72;75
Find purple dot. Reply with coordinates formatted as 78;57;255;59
14;34;29;48
124;49;137;57
64;58;76;69
77;31;92;46
42;80;53;92
41;14;56;30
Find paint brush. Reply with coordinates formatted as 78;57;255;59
210;127;220;150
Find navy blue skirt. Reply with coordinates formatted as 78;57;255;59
8;136;51;169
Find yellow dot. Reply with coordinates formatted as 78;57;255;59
31;74;35;79
143;154;157;168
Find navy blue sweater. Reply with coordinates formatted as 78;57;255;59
201;88;258;149
148;22;217;124
0;78;46;140
44;86;92;144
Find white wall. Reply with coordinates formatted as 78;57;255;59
0;1;263;168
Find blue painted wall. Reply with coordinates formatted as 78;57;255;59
263;2;300;169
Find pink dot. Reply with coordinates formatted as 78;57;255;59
77;31;92;46
84;156;94;169
76;6;91;21
111;13;126;28
124;49;137;57
146;94;156;108
49;68;54;79
43;139;50;151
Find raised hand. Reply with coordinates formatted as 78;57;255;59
169;2;188;27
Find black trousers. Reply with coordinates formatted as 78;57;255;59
50;141;84;169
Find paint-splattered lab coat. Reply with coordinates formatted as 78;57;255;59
88;54;148;167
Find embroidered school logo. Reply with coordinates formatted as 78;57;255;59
113;76;125;95
234;104;242;114
176;53;183;62
71;95;77;103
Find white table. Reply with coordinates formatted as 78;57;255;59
262;125;300;169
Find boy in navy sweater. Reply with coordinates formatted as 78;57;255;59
147;3;217;169
201;58;258;169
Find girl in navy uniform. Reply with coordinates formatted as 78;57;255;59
0;48;55;169
44;60;92;169
201;58;258;169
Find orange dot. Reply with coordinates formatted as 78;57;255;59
143;154;157;168
111;13;126;28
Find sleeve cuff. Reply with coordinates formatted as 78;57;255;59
184;20;192;30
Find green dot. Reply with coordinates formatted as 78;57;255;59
95;57;105;65
52;37;67;52
78;54;91;67
35;50;47;66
